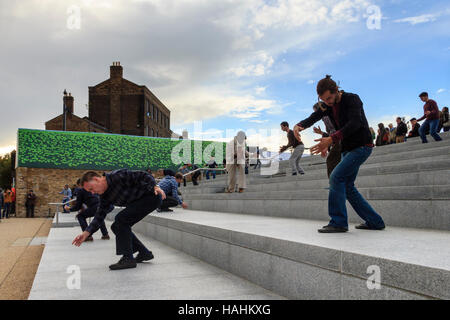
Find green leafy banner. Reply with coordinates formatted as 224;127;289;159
17;129;225;171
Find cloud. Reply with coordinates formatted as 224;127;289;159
437;88;446;94
0;0;375;149
394;14;438;25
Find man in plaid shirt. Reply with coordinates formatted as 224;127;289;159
157;171;188;212
72;169;166;270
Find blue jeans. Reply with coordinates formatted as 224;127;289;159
206;170;216;179
328;146;385;229
419;119;442;143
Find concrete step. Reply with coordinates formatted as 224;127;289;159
182;158;450;191
114;209;450;300
184;185;450;201
29;221;283;300
182;170;450;195
183;188;450;231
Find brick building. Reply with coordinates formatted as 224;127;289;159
46;62;172;138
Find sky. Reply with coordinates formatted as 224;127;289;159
0;0;449;155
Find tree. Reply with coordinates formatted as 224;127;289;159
0;153;13;189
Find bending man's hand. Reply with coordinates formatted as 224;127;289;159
310;137;333;155
154;186;166;200
72;231;90;247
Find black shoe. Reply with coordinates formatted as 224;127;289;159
318;225;348;233
101;234;110;240
156;208;162;213
135;251;154;263
292;172;297;176
109;256;137;270
355;223;385;230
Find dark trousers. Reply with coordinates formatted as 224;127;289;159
111;194;161;256
160;196;179;210
326;142;342;178
77;208;109;236
2;203;11;218
26;205;35;218
192;171;201;185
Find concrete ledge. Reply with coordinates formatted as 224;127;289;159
29;221;283;300
114;210;450;299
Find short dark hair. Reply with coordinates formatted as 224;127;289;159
410;118;417;121
317;75;338;96
280;121;289;127
80;171;101;186
419;92;428;98
175;173;183;180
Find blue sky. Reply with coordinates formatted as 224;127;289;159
0;0;449;154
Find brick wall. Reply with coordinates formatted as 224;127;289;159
15;167;104;218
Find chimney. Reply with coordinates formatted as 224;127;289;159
63;91;74;114
110;61;123;79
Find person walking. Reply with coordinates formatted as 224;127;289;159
280;121;305;176
417;92;442;143
226;131;249;193
293;75;385;233
72;169;166;270
2;189;12;219
25;190;37;218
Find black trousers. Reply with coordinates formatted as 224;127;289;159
191;171;201;185
326;142;342;178
160;196;179;210
26;205;35;218
77;207;109;236
111;194;161;256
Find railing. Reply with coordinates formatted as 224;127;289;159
48;199;76;226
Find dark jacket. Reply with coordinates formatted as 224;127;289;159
25;193;37;206
70;189;101;212
86;169;156;234
408;123;421;137
297;92;373;152
396;122;407;137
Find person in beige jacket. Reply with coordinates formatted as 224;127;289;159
226;131;249;193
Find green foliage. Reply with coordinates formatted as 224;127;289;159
17;129;225;172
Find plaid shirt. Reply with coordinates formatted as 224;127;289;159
86;169;156;234
157;175;182;205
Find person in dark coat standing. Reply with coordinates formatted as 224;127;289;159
25;190;37;218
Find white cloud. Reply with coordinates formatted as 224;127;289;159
394;14;438;25
437;88;446;94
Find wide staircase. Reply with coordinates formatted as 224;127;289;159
117;132;450;300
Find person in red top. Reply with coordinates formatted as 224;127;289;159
417;92;442;143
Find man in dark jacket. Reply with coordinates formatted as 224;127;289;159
72;169;166;270
395;117;408;143
65;188;112;241
25;190;37;218
293;75;385;233
280;121;305;175
407;118;421;139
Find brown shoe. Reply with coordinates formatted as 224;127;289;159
85;236;94;241
101;234;110;240
238;188;244;193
